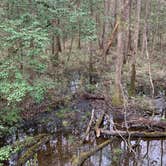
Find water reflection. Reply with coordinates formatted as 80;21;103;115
86;139;166;166
27;135;166;166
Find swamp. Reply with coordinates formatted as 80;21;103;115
0;0;166;166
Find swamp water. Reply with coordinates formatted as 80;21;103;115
6;132;166;166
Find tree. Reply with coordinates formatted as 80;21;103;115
129;0;141;96
112;0;125;106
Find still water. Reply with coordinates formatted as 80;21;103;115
17;132;166;166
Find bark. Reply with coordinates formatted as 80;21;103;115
112;26;124;106
77;26;81;49
89;0;95;85
52;35;55;55
113;0;117;27
141;0;154;97
69;37;74;53
77;0;81;49
123;0;132;64
103;22;119;63
129;0;141;96
51;19;61;60
101;0;111;51
56;19;62;53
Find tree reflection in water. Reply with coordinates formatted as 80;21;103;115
26;135;166;166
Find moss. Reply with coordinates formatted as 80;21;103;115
112;91;123;107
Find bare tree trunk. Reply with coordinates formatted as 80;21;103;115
112;0;124;106
89;0;94;85
123;0;132;64
52;35;55;55
69;37;74;53
77;24;81;49
96;12;102;49
129;0;141;96
56;35;62;53
113;0;117;27
56;19;62;53
77;1;81;49
141;0;154;97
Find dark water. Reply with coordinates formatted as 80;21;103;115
10;132;166;166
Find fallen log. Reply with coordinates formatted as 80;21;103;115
100;129;166;138
124;118;166;131
72;139;113;166
81;93;105;100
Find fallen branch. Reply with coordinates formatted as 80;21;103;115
100;129;166;138
72;139;113;166
81;93;105;100
124;118;166;131
103;22;119;63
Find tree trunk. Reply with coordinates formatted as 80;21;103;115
112;0;124;106
129;0;141;96
123;0;132;64
141;0;154;97
56;19;62;53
